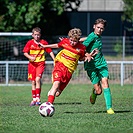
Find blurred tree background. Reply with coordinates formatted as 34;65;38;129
0;0;133;34
0;0;133;61
122;0;133;32
0;0;82;35
0;0;83;60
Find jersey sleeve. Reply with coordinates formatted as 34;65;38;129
80;45;86;58
58;38;68;48
83;33;94;47
23;40;32;53
40;40;52;53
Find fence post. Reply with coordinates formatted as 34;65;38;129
6;62;9;86
121;62;124;86
122;36;125;61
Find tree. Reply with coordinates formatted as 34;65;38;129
122;0;133;32
0;0;65;32
0;0;82;32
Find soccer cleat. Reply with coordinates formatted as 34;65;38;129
36;100;41;106
30;100;36;106
107;108;115;114
90;89;97;104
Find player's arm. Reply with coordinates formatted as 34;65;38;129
79;56;85;61
24;52;36;62
79;37;87;42
34;40;59;48
49;52;55;61
40;43;59;48
90;48;99;56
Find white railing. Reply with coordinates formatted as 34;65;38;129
0;61;133;86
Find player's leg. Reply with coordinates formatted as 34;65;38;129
101;77;115;114
55;68;72;97
55;77;71;97
47;81;60;104
35;63;45;105
100;66;115;114
55;89;62;97
90;82;102;104
47;62;62;104
28;63;36;106
86;70;101;104
47;85;62;97
30;81;36;106
35;76;42;105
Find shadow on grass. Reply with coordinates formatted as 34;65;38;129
0;102;82;106
64;110;132;114
96;110;132;113
54;102;82;105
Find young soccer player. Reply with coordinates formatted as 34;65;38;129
81;18;115;114
23;27;55;106
37;28;98;104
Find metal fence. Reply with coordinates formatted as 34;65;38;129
0;61;132;86
0;34;133;86
0;35;133;61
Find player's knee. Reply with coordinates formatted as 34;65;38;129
32;81;36;85
97;90;102;95
95;88;102;95
36;77;41;84
55;90;62;97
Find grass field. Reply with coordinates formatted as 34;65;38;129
0;84;132;133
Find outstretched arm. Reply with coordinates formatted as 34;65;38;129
84;48;99;62
79;37;87;42
39;43;59;49
34;40;59;49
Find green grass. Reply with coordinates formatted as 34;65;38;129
0;84;133;133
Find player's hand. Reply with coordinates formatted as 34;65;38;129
79;37;87;42
38;43;44;48
84;53;93;62
29;56;36;62
59;37;64;41
90;48;99;56
34;40;44;48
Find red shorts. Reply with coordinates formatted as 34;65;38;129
28;61;45;81
52;62;72;91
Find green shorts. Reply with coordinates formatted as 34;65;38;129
86;66;109;85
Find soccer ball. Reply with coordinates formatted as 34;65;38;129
39;102;55;117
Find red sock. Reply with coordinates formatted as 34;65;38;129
32;90;36;100
36;88;41;100
48;95;55;104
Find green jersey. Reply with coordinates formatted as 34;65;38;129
83;32;107;71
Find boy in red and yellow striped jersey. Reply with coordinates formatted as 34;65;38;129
38;28;98;104
23;27;55;106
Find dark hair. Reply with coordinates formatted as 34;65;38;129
94;18;107;28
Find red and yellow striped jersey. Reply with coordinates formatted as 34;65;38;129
23;39;52;62
55;38;86;73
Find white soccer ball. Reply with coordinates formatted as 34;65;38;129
39;102;55;117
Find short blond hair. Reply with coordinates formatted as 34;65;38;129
68;28;82;41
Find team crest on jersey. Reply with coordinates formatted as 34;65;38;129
31;45;36;49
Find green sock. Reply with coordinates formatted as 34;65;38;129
103;88;112;110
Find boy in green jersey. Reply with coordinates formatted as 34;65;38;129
81;18;115;114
